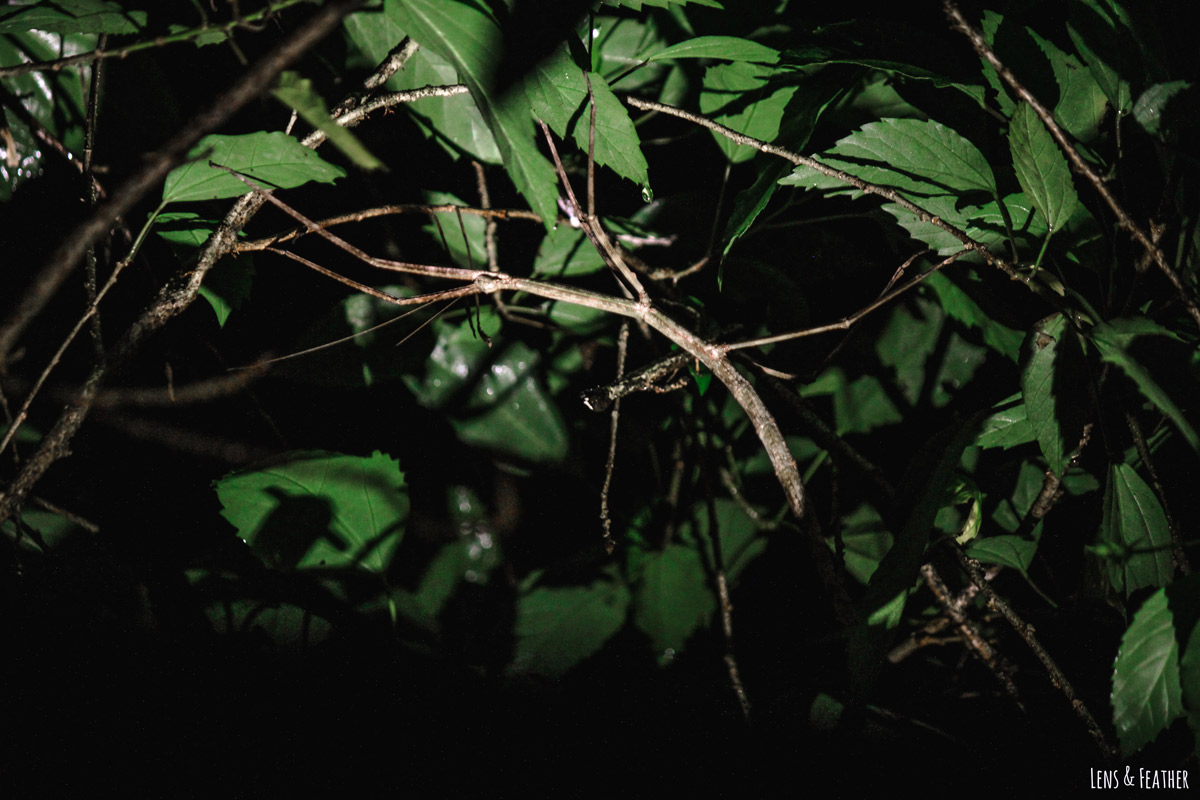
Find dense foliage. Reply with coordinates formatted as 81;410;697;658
3;0;1199;792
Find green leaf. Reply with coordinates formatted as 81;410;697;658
700;62;797;164
1099;463;1173;597
781;118;995;197
850;413;985;693
406;312;569;463
161;132;345;204
579;72;648;188
601;0;721;10
1090;317;1199;452
215;451;409;574
344;8;500;163
204;599;332;649
779;50;986;108
1068;0;1135;116
0;31;91;201
1009;102;1079;232
154;212;251;328
1020;314;1078;476
386;0;559;228
527;55;648;188
836;504;893;585
1133;81;1193;137
2;507;81;553
976;401;1036;450
925;272;1024;361
634;544;716;656
967;535;1037;572
271;71;382;171
721;72;847;256
511;576;630;677
1028;27;1109;144
451;370;569;463
831;372;903;435
0;0;145;34
1112;587;1184;755
646;35;779;64
533;225;607;277
421;191;487;269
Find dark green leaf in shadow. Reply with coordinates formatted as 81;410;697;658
153;212;253;328
511;573;630;677
422;191;487;268
1090;318;1199;452
721;71;847;257
534;225;607;277
406;311;568;462
1027;27;1109;144
1068;0;1136;116
634;544;716;656
835;504;893;585
975;400;1035;450
849;412;986;693
925;273;1024;362
967;535;1037;572
1133;81;1194;138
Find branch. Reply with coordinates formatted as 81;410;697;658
0;0;367;525
0;0;368;368
234;202;539;252
625;96;1027;285
954;547;1117;758
943;0;1200;331
0;0;317;79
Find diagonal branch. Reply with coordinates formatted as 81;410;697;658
942;0;1200;331
625;96;1029;288
0;0;368;525
0;0;367;369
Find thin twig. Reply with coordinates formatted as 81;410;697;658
538;120;650;304
473;162;500;271
721;251;965;352
599;323;629;555
235;203;539;252
920;562;1023;706
954;547;1117;759
83;33;107;361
